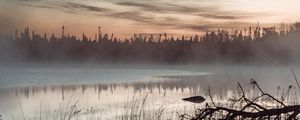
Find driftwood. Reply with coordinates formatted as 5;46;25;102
180;79;300;120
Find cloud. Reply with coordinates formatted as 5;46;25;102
10;0;271;34
182;24;212;32
115;1;211;14
16;0;263;22
116;1;265;21
112;1;268;32
110;11;154;23
116;2;164;13
196;11;267;20
198;13;242;20
64;2;109;13
18;0;110;14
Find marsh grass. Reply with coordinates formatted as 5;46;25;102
12;91;187;120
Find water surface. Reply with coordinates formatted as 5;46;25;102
0;64;298;119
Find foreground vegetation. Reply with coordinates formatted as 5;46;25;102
181;79;300;120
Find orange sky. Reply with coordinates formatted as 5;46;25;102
1;0;300;39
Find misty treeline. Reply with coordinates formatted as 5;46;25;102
0;23;300;64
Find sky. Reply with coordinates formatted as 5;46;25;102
0;0;300;38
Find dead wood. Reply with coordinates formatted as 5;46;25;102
181;79;300;120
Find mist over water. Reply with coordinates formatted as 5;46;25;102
1;0;300;119
0;64;211;88
0;63;299;119
1;21;300;120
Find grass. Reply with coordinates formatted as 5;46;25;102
10;91;185;120
180;79;300;120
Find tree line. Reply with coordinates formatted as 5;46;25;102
1;23;300;64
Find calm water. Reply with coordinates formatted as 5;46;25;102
0;64;298;119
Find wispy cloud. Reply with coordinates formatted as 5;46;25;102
10;0;274;33
115;1;207;14
110;11;154;23
18;0;110;14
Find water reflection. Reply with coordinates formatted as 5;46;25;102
14;74;234;100
0;65;298;120
1;75;217;120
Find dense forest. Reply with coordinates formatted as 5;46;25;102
1;23;300;64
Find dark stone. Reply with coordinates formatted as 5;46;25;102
182;96;205;103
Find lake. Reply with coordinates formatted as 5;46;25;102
0;64;298;120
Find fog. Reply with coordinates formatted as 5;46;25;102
1;24;300;92
1;24;300;120
1;62;300;119
0;63;298;93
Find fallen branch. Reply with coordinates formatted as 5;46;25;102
181;79;300;120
